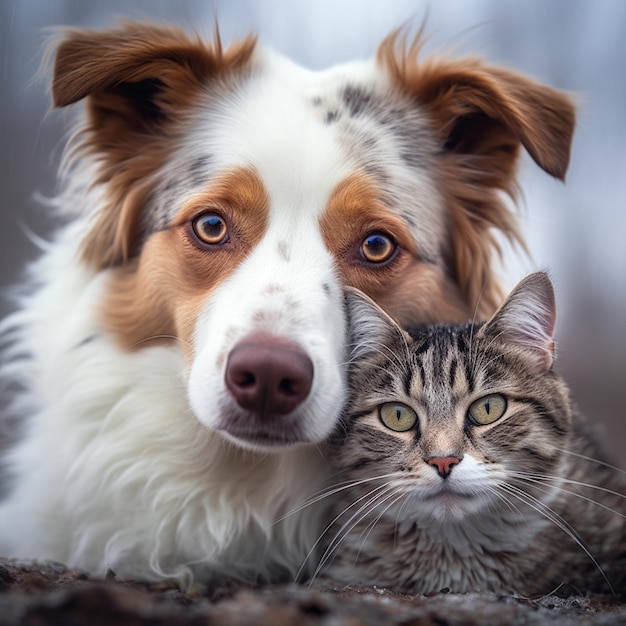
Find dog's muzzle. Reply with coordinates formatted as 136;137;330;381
225;333;313;418
217;332;318;447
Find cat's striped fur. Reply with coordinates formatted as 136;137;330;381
321;273;626;596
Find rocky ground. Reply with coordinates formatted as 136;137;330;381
1;559;625;625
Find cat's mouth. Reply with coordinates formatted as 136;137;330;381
415;483;486;517
411;483;491;521
421;483;477;501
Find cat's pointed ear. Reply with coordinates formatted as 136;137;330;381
344;287;409;362
479;272;557;371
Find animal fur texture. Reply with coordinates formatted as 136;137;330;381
0;22;574;587
322;274;626;596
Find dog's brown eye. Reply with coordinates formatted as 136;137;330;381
360;232;396;264
192;213;229;245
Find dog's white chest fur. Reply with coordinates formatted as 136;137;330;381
0;224;330;584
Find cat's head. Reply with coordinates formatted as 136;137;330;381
339;272;571;522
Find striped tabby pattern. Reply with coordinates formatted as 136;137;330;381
321;273;626;596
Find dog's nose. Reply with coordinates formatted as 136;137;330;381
225;335;314;419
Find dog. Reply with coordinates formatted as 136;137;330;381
0;21;574;587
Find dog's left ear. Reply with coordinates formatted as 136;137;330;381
412;61;574;181
378;32;575;180
51;21;257;268
378;33;575;318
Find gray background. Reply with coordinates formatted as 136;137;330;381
1;0;625;466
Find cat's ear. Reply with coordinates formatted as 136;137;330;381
480;272;556;371
344;287;409;362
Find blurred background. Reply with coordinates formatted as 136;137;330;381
1;0;624;465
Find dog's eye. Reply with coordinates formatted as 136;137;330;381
192;213;229;245
360;232;396;264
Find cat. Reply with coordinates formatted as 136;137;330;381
317;273;626;597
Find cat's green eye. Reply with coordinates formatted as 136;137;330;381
468;394;507;426
379;403;418;432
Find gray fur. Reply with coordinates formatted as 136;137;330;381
321;274;626;597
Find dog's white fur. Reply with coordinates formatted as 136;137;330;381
0;23;574;586
0;63;355;585
0;202;341;585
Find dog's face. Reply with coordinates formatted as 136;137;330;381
51;23;574;451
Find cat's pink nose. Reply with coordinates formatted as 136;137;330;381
427;456;461;479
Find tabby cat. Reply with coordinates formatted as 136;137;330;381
320;273;626;596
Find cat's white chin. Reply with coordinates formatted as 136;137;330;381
401;483;494;522
420;492;482;522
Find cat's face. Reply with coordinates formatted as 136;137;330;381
337;273;572;523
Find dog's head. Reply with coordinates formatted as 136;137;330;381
50;22;574;451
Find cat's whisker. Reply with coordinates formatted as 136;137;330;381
309;483;400;584
467;279;488;376
393;490;415;546
471;327;508;376
499;483;615;595
276;472;408;524
510;471;626;501
297;480;397;583
468;319;480;379
353;490;406;566
376;313;413;368
509;475;626;520
344;342;392;366
318;483;398;558
554;448;626;477
466;322;498;376
474;353;504;376
396;325;413;378
488;483;524;517
471;279;488;327
343;361;401;379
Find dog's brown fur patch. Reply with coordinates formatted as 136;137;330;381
100;167;270;357
321;173;469;326
377;31;575;317
52;21;258;270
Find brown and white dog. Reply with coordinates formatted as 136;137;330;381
0;22;574;586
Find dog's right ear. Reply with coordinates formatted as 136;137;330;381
51;21;257;268
344;287;409;362
377;30;575;319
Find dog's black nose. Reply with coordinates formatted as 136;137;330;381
225;335;314;419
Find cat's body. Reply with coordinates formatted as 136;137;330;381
322;274;626;596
